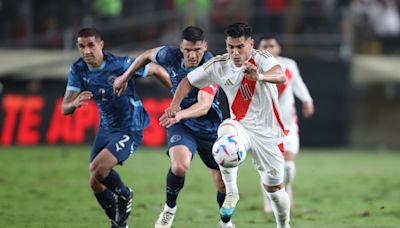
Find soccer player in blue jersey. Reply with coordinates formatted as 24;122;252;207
114;26;235;228
62;28;171;228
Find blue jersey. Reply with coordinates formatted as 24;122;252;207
66;51;150;132
154;46;222;135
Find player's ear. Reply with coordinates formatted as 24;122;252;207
203;41;208;50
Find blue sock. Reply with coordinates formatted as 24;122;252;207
94;189;116;220
166;169;185;208
101;170;130;198
217;191;226;208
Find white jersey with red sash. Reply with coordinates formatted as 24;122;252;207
188;49;287;144
277;56;313;131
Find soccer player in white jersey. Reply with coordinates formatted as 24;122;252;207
165;22;291;228
258;35;314;213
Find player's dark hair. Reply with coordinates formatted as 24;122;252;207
259;34;277;42
225;22;252;39
181;26;205;42
77;28;102;40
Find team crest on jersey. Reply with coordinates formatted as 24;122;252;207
107;75;117;85
170;134;181;143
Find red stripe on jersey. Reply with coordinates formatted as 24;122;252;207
278;143;285;156
200;84;218;96
272;99;289;136
231;59;257;121
277;68;292;97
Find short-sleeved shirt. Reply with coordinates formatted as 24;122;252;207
187;49;287;143
277;56;313;129
154;46;222;135
66;51;150;132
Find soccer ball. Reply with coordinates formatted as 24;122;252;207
212;135;247;168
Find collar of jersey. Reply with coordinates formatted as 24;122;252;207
87;61;106;72
180;58;197;72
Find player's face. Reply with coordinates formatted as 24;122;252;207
258;39;280;57
180;40;207;68
76;36;104;67
226;36;254;67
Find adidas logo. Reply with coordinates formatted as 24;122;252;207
225;79;233;86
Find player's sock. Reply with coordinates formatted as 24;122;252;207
284;161;296;204
101;169;130;198
219;166;238;222
260;180;273;213
217;191;226;208
94;189;116;220
219;166;238;194
166;168;185;208
266;188;291;228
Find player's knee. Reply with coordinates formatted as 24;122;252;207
171;162;190;176
89;175;104;191
266;183;284;193
90;164;109;182
217;121;239;137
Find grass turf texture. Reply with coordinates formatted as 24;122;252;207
0;146;399;228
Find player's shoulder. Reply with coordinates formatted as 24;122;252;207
156;46;181;63
70;58;86;74
278;56;296;64
254;49;274;59
104;51;128;63
203;53;230;69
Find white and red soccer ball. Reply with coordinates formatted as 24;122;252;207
212;135;247;168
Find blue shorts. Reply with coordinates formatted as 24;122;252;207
167;123;219;170
90;129;143;165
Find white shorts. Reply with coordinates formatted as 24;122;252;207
219;119;285;186
284;125;300;155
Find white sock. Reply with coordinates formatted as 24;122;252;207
164;204;177;213
219;166;238;194
260;180;272;213
284;161;296;203
266;188;291;228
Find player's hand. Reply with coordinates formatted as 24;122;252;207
165;104;181;118
303;101;314;118
73;91;92;108
243;61;258;81
159;112;182;128
113;75;128;96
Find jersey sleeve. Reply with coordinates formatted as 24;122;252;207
187;65;214;88
122;56;150;78
290;60;313;102
200;84;218;96
257;50;281;73
154;46;172;66
66;66;82;93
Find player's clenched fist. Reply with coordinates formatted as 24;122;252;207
243;60;258;81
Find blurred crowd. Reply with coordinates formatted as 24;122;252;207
0;0;399;54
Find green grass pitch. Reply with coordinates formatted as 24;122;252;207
0;146;399;228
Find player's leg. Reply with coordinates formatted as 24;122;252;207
216;119;250;223
90;131;142;226
283;130;299;209
253;141;290;228
155;124;196;228
197;135;235;228
89;132;118;224
284;151;296;208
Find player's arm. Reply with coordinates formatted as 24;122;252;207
146;63;172;89
160;86;216;128
291;61;314;118
114;47;160;95
165;77;193;117
258;64;286;84
61;90;93;115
